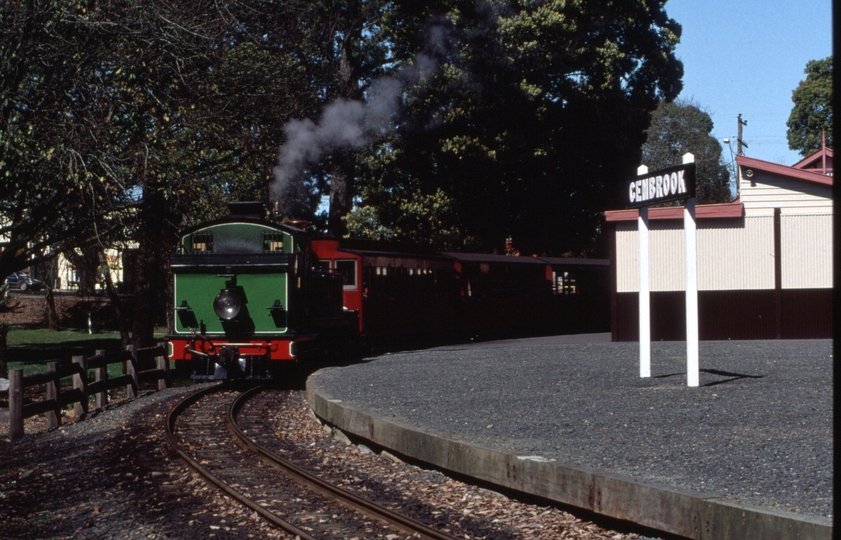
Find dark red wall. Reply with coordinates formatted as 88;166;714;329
612;289;832;341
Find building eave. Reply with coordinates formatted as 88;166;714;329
604;200;745;222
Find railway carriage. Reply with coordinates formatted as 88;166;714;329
311;238;459;347
445;252;555;338
538;257;611;334
310;240;609;346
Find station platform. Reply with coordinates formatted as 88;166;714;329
307;334;832;540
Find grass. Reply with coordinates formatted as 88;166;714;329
5;327;168;377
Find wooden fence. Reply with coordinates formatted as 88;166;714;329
6;344;171;442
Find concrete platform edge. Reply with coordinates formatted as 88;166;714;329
307;376;831;540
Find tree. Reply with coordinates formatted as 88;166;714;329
268;0;395;235
0;1;339;343
0;3;132;280
787;57;833;156
344;0;683;256
641;99;732;204
0;0;685;340
101;2;345;345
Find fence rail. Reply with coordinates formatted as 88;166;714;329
6;344;171;442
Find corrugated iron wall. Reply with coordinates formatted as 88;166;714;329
615;216;776;292
699;216;775;291
781;213;833;288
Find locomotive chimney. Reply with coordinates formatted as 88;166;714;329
227;201;265;219
283;218;311;231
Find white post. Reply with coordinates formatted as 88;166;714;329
637;165;651;378
683;153;699;387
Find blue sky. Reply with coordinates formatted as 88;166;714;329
664;0;832;166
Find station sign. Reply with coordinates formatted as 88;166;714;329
626;163;696;208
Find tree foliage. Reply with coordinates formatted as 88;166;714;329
0;3;131;277
787;56;833;156
0;1;352;343
641;99;732;204
343;0;683;256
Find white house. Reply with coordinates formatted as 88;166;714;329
54;247;129;291
604;145;832;340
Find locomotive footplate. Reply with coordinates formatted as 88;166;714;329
188;342;275;380
165;334;287;380
192;346;273;380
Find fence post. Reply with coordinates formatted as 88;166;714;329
8;369;23;443
125;344;137;399
72;355;88;419
94;349;108;409
156;353;170;391
46;362;60;430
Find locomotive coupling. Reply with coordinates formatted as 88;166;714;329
216;345;246;378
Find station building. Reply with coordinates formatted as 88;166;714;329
604;145;832;341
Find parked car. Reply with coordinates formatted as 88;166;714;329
5;272;43;291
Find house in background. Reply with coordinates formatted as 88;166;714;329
54;248;129;291
604;145;832;341
4;248;131;293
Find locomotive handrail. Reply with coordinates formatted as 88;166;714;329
210;342;269;347
171;253;295;269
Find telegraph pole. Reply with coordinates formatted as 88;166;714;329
737;114;748;155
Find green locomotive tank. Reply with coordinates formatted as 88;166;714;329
167;203;351;380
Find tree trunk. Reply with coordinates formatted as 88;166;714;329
132;226;160;347
0;322;8;379
131;188;175;348
62;247;101;296
44;286;60;331
327;156;352;237
99;248;130;348
327;163;350;236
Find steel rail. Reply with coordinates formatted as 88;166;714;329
164;384;317;540
167;383;459;540
229;385;459;540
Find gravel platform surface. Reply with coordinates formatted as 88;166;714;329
311;335;833;519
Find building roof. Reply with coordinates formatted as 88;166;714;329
792;146;833;175
737;154;833;187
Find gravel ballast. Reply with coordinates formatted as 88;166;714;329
1;383;653;539
310;335;833;519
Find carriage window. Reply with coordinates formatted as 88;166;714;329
317;261;330;273
263;232;284;252
192;232;213;253
554;271;578;295
335;260;357;290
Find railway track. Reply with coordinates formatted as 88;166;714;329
165;383;459;540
